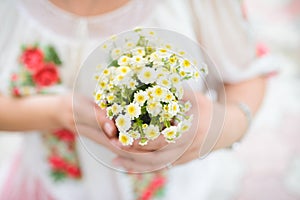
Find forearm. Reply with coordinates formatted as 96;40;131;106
214;76;267;149
0;95;59;132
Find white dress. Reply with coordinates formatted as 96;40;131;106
0;0;276;199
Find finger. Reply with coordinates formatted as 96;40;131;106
73;94;117;138
113;156;165;172
94;105;117;138
120;135;169;152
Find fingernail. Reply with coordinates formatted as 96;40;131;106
104;122;113;137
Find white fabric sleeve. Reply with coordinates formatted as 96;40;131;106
189;0;278;83
0;0;18;95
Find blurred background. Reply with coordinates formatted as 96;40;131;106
0;0;299;199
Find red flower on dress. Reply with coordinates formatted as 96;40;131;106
21;48;44;72
53;129;75;142
150;176;166;189
141;189;153;200
48;155;67;170
12;87;20;97
33;63;59;87
66;164;81;178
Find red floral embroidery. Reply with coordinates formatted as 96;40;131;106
133;173;167;200
66;165;81;178
53;129;75;142
33;63;59;87
10;44;82;182
21;48;44;73
48;155;66;170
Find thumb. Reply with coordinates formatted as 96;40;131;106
95;105;118;139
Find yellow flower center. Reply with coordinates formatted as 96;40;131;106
166;94;173;101
103;69;110;75
137;95;145;102
154;88;163;97
96;93;101;101
120;135;128;144
172;77;179;84
127;105;136;115
183;59;191;67
162;79;169;86
118;118;125;126
144;71;151;79
166;131;175;137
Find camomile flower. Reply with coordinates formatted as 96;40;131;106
182;59;191;68
142;124;148;129
163;92;175;103
146;46;154;53
178;50;186;56
157;48;168;57
134;91;148;105
128;79;137;90
102;68;111;76
93;74;100;81
116;114;131;132
110;34;117;41
98;80;107;90
131;55;146;67
98;101;107;109
137;67;157;84
162;126;178;140
124;42;135;50
168;55;178;65
144;125;160;140
178;120;192;133
139;138;149;146
114;74;129;85
169;101;180;116
151;86;166;100
200;63;209;75
146;101;162;116
119;132;133;146
106;107;114;120
165;44;172;49
111;48;122;60
157;77;171;89
131;47;145;56
149;52;164;66
129;130;140;139
179;70;187;77
170;74;181;86
184;101;192;112
101;43;111;51
94;92;102;103
156;67;169;78
117;66;131;75
193;71;200;79
111;103;122;115
160;112;172;121
126;103;141;119
148;30;156;37
175;85;184;99
107;94;115;103
118;56;130;66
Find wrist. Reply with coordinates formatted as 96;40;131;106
213;103;248;149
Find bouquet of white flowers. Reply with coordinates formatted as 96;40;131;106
93;28;208;146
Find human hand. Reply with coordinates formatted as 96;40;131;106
110;91;214;172
52;93;119;147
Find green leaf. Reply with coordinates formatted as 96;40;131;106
51;170;66;182
23;70;35;86
108;60;119;67
44;45;62;65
